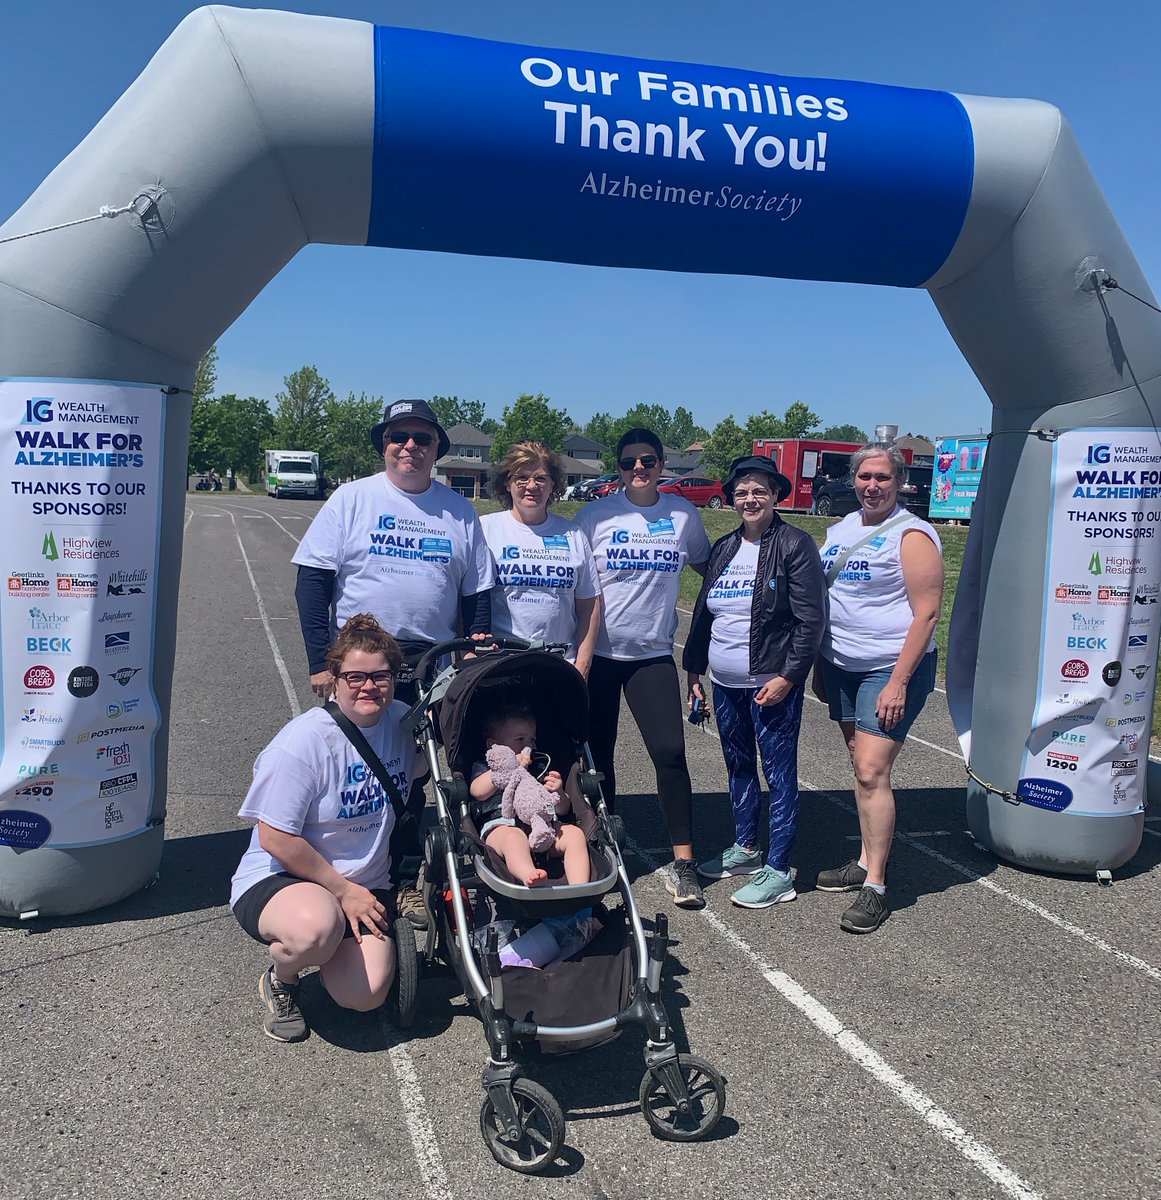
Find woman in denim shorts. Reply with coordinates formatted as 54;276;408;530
812;445;945;934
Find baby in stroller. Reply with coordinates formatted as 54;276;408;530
469;703;591;888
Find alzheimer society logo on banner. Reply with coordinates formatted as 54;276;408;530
0;380;164;850
370;28;973;286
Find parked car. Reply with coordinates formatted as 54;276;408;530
813;466;932;518
898;465;933;514
589;475;622;499
572;473;618;501
658;475;727;508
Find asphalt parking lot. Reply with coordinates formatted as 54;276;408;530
4;490;1161;1199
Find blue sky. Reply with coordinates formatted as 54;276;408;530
3;1;1159;442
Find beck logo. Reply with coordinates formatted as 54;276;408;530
25;636;71;653
1060;659;1089;679
1067;636;1106;650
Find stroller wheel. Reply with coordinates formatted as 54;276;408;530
386;917;419;1029
639;1053;725;1142
479;1078;564;1174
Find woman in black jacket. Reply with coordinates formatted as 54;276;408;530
683;456;827;908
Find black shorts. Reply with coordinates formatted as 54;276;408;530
232;872;397;944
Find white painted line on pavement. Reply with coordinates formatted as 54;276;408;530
630;838;1043;1200
388;1044;453;1200
674;656;1161;985
809;784;1161;986
235;510;451;1198
230;513;299;718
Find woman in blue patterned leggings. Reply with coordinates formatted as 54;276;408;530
682;456;828;908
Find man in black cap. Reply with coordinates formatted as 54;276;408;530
293;399;495;927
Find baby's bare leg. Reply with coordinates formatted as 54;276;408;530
557;824;591;885
487;825;547;886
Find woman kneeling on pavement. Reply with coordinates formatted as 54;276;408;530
683;456;828;908
814;442;944;934
229;614;421;1042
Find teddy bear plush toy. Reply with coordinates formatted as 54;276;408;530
485;744;559;853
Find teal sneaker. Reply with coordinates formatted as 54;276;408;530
730;866;797;909
697;843;762;880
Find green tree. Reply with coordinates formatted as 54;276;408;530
322;391;384;482
780;401;821;439
188;393;273;478
490;393;573;461
479;417;501;437
700;415;751;480
583;405;708;468
819;423;870;444
667;405;709;451
430;394;489;429
273;365;333;448
192;344;218;405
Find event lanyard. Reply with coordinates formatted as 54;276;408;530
823;511;911;589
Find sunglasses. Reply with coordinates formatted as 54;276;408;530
618;454;659;471
387;429;435;447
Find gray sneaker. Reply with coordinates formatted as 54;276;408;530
841;887;888;934
697;843;762;880
259;967;308;1042
665;858;706;908
816;859;868;893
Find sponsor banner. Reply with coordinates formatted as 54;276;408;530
370;27;974;287
0;380;163;846
1019;429;1161;815
930;434;986;521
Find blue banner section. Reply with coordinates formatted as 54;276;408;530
369;27;974;287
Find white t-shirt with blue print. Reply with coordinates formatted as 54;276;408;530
229;703;421;905
292;473;495;645
481;509;600;660
705;537;777;690
577;490;711;660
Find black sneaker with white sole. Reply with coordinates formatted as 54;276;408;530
665;858;706;909
840;886;887;934
259;966;308;1042
816;859;868;893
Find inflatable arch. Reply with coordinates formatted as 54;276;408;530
2;6;1159;916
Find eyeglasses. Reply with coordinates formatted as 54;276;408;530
618;454;659;471
513;473;552;487
734;488;771;500
336;670;395;686
387;430;435;447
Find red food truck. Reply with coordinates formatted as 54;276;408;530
751;438;913;511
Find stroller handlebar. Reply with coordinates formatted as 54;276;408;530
413;635;540;683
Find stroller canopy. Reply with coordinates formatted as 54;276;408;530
438;650;590;777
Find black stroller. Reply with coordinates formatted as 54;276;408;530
395;637;725;1173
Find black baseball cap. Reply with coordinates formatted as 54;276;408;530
370;399;450;458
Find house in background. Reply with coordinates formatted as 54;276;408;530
562;432;606;489
896;433;936;467
435;422;493;498
663;446;704;476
